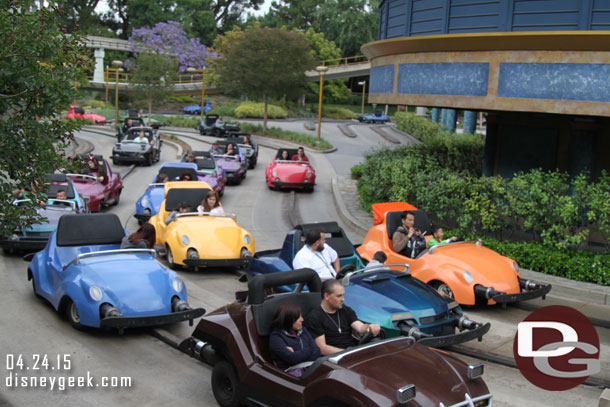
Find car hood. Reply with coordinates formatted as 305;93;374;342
83;113;105;122
70;181;103;198
172;217;246;257
215;158;241;171
25;207;75;232
271;162;312;179
345;271;449;324
336;339;487;406
116;142;151;152
424;242;517;291
74;254;177;315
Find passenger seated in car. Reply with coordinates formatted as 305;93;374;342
120;224;156;249
224;143;238;157
291;146;309;162
392;211;426;258
428;225;458;247
269;303;321;378
197;190;225;216
154;173;168;183
165;202;192;224
86;158;107;184
209;142;222;155
123;118;133;133
185;152;196;163
133;130;149;144
50;189;73;207
242;135;252;146
179;172;193;181
292;228;339;280
278;150;289;161
364;251;387;270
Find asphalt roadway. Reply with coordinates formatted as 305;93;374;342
1;119;608;406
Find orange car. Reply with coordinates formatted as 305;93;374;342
357;202;552;305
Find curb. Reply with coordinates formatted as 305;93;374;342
338;124;357;138
370;126;400;144
120;164;137;180
284;191;302;228
331;176;368;236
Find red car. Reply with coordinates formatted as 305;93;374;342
265;148;316;192
65;105;107;125
67;154;123;212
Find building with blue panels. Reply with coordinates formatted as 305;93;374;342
363;0;610;179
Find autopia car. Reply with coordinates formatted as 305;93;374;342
112;126;162;166
357;202;552;305
26;213;205;332
68;154;122;212
148;182;255;270
246;222;490;347
180;151;226;196
226;133;258;169
211;140;248;185
65;105;106;124
184;269;492;407
265;148;316;192
199;114;240;136
357;110;391;124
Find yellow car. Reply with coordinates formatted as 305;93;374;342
149;181;255;270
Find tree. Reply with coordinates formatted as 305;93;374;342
217;27;316;131
128;21;216;72
129;52;178;119
0;1;92;236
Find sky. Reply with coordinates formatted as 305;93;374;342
95;0;274;19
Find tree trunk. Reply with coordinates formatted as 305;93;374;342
148;99;153;125
263;94;268;134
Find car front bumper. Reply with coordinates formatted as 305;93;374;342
270;180;314;188
0;236;50;251
475;278;552;304
113;152;149;162
183;258;251;268
416;322;491;348
100;308;205;329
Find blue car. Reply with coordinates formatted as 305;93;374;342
357;110;391;123
135;163;199;223
27;213;205;331
183;101;212;115
245;222;490;347
1;174;87;253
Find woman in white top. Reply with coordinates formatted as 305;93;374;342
197;190;225;216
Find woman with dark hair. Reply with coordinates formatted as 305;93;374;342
86;158;107;184
268;303;321;377
197;190;225;215
179;171;193;181
154;173;168;183
279;150;289;161
120;223;156;249
224;143;238;157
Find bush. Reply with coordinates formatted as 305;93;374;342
234;102;288;119
448;230;610;286
323;106;357;120
238;122;332;150
167;95;194;103
351;163;363;179
86;100;112;109
209;104;237;116
159;115;199;128
394;111;447;141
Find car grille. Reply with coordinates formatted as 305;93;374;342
420;312;449;325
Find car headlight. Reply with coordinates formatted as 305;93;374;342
172;277;184;292
272;170;277;177
463;270;474;283
141;197;149;207
181;235;190;245
187;248;199;259
306;171;312;178
513;261;520;274
243;234;251;245
89;285;103;301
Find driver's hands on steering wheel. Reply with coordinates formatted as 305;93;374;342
366;323;381;337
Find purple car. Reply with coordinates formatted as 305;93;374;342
210;141;248;185
180;152;226;196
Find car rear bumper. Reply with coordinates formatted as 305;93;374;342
100;308;205;329
417;322;491;348
0;237;49;251
184;258;251;268
113;153;148;163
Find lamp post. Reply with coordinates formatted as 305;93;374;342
111;60;123;125
358;80;366;115
186;67;206;119
315;65;329;143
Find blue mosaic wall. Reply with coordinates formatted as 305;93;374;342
498;63;610;102
369;65;395;94
397;63;489;96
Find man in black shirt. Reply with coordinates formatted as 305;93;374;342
305;279;381;355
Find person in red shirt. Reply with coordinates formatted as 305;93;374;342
291;146;309;162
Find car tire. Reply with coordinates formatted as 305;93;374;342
66;299;83;330
432;281;455;299
30;270;42;298
113;190;121;206
212;360;243;407
146;154;154;166
166;245;179;270
218;187;224;197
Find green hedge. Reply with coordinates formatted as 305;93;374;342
394;111;451;141
449;230;610;286
168;95;194;103
322;106;357;120
234;102;288;119
209;104;237;116
239;122;332;150
160;115;200;128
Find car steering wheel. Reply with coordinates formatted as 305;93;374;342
358;331;374;346
335;264;357;280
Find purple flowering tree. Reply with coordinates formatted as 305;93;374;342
128;21;216;71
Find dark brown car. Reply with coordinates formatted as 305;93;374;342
187;269;492;407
